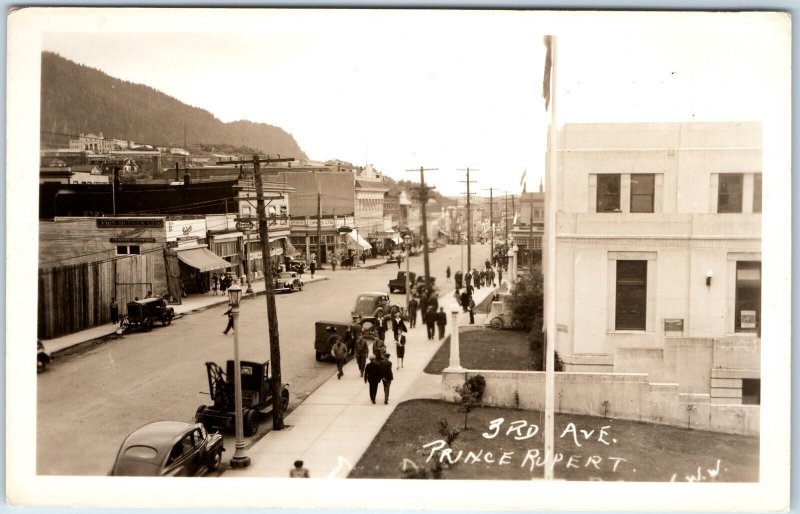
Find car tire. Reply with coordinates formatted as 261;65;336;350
143;319;154;332
162;314;173;326
281;388;290;412
208;449;222;472
195;405;207;424
244;409;259;437
37;358;47;373
315;351;323;362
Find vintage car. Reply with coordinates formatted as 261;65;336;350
313;321;352;362
37;340;51;373
118;297;175;334
386;252;405;264
288;260;306;274
110;421;224;476
351;292;390;321
388;271;417;294
412;276;439;298
273;271;304;293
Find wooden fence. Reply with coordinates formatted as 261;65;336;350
38;253;162;339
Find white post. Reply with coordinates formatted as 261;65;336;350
444;306;463;371
229;284;250;469
510;245;518;286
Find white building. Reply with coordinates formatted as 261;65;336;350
549;121;761;405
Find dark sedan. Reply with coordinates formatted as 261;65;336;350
110;421;224;477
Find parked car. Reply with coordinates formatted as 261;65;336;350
388;271;417;294
118;297;175;334
288;260;306;274
351;291;390;321
412;276;439;298
110;421;224;477
314;321;353;362
273;271;304;293
37;340;51;373
386;252;405;264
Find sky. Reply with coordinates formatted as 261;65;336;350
39;10;789;196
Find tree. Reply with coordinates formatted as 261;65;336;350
455;375;486;430
507;263;544;331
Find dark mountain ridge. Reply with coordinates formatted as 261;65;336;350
40;51;309;159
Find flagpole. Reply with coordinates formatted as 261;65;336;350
544;35;558;481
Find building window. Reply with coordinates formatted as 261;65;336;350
596;174;621;213
752;174;762;213
718;174;743;213
630;174;655;213
116;245;141;255
615;260;647;330
735;261;760;333
742;379;760;405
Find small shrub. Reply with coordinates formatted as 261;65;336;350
455;374;487;430
437;417;461;447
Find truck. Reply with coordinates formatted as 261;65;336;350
388;271;417;294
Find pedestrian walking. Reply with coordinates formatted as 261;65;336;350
395;333;406;369
331;258;337;272
446;265;451;280
110;298;119;324
309;259;316;278
435;307;447;340
379;353;394;404
290;460;310;478
488;268;496;286
419;293;429;318
464;271;472;291
211;274;219;296
424;306;436;340
407;297;418;328
473;269;481;290
460;291;470;312
374;308;388;341
220;274;229;294
397;257;401;269
355;331;370;377
498;267;503;285
469;298;476;325
349;317;363;355
428;294;439;313
222;304;234;334
361;252;367;265
364;356;382;404
392;313;408;342
331;336;348;379
455;270;463;291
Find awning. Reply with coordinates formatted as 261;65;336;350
387;234;402;244
176;248;231;272
284;238;300;257
347;231;372;250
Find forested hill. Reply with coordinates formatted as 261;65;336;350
40;52;309;159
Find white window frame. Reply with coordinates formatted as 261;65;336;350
590;173;663;213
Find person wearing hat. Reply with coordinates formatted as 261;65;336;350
378;352;394;404
363;355;382;404
331;335;349;379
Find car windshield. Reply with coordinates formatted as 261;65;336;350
279;273;294;279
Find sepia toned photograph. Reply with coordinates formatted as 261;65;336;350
6;7;792;511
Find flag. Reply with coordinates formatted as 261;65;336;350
520;169;527;193
542;35;553;110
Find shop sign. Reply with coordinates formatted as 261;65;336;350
290;219;307;226
166;219;207;241
235;220;254;231
110;237;157;243
97;218;163;228
337;226;353;233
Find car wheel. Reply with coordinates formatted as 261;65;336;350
244;409;259;437
162;314;173;326
37;358;46;373
143;319;154;332
281;388;290;412
194;404;207;423
315;351;323;362
208;449;222;472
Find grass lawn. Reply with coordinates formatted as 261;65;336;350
424;327;533;374
349;399;759;482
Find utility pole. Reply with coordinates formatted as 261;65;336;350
405;166;438;286
458;167;478;272
483;187;494;262
317;181;323;268
217;155;294;430
504;192;509;243
529;193;535;269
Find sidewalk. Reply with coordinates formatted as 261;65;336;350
40;274;331;357
224;281;497;478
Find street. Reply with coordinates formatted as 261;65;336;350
37;243;490;475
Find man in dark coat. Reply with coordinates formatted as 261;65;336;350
435;307;448;340
309;260;316;278
455;270;463;291
391;313;408;342
407;297;419;328
460;291;470;312
349;318;363;355
354;331;370;377
424;306;437;340
364;356;382;404
464;271;472;291
222;304;234;334
419;292;429;318
378;353;394;404
429;294;439;313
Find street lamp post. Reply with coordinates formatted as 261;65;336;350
227;282;251;469
244;227;253;294
404;235;411;309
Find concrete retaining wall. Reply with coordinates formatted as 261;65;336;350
442;369;758;436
